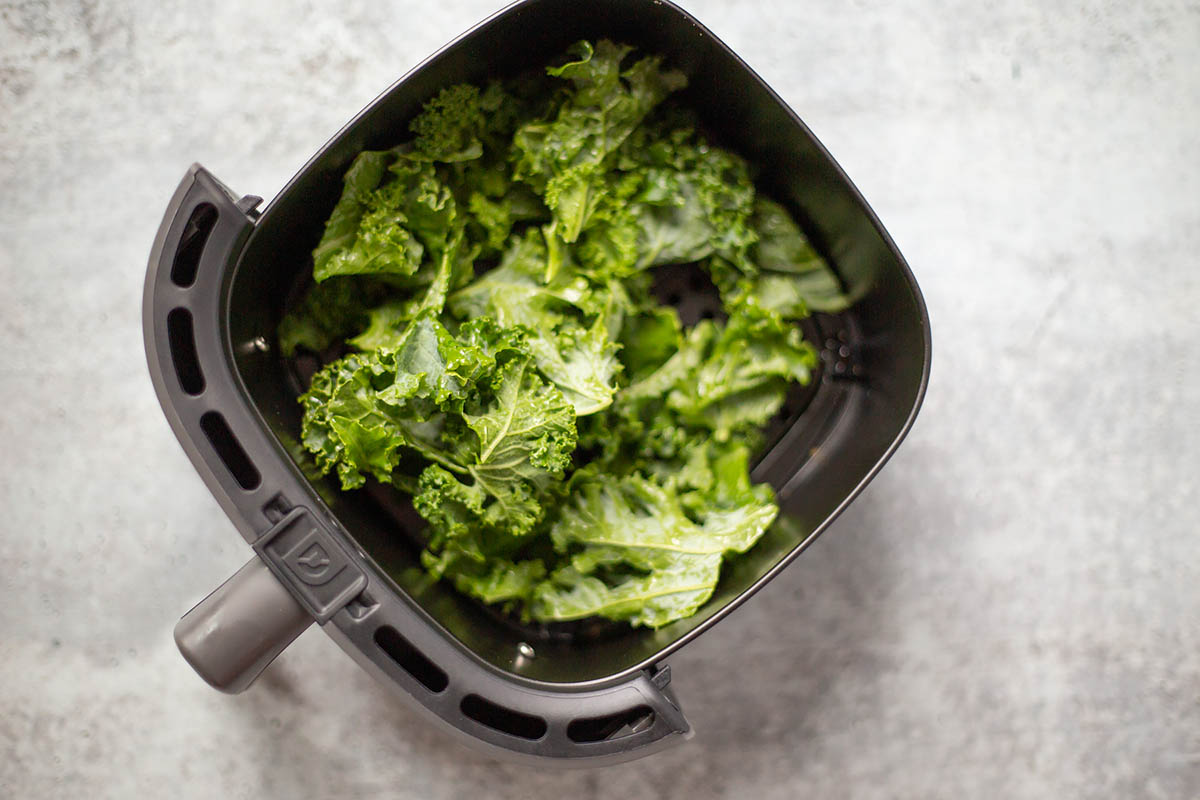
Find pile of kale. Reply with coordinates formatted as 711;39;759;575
279;41;847;628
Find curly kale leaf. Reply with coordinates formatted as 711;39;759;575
716;198;849;315
301;311;576;542
583;297;817;476
409;84;486;163
310;151;429;282
310;150;393;276
448;228;625;415
665;302;817;441
299;312;501;489
530;443;776;628
513;40;687;242
574;122;758;280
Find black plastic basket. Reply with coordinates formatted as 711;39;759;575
143;0;930;765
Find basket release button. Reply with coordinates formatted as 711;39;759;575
252;507;366;623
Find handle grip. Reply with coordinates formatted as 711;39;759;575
175;557;312;693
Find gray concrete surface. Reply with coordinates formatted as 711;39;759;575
2;1;1198;797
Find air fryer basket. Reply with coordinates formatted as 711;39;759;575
144;0;930;765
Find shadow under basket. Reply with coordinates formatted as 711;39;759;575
143;0;930;766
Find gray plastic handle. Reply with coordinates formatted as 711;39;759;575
174;557;313;693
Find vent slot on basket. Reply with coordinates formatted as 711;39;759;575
199;411;261;490
166;308;205;395
567;705;655;743
460;694;547;740
374;626;448;693
170;202;218;287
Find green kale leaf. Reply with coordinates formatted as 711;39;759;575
513;40;687;242
531;443;777;628
734;197;849;313
448;228;624;415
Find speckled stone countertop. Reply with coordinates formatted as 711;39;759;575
2;1;1197;797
